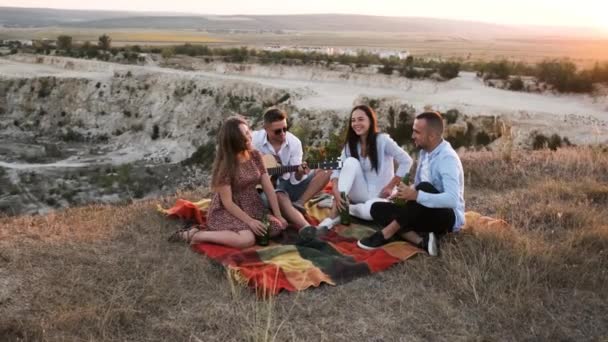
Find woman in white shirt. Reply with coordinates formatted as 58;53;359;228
319;105;413;228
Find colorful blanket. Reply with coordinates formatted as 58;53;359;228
158;199;506;295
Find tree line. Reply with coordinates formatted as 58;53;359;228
465;59;608;93
12;34;608;93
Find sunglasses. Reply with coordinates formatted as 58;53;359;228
273;127;288;135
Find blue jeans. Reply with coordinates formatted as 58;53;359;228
259;171;315;207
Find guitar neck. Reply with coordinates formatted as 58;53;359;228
267;162;326;176
267;164;302;176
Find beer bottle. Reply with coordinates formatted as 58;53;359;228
338;191;351;225
393;173;410;207
256;213;271;246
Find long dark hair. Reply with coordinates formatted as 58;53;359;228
211;115;250;188
345;105;380;172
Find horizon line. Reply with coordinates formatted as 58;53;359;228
1;5;607;32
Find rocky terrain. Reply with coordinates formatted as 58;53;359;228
1;54;607;215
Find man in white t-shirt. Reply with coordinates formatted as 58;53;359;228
252;108;331;234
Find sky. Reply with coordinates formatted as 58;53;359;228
1;0;607;29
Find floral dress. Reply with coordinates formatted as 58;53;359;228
206;150;282;236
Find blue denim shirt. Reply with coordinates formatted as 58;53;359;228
415;140;465;231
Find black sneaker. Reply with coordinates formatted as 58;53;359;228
315;226;329;238
357;231;391;250
420;232;438;256
298;225;317;240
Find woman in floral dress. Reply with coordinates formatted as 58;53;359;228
170;115;287;248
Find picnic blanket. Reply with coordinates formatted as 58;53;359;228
158;198;507;295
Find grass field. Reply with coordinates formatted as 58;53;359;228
1;147;607;341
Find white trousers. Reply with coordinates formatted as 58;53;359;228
338;157;389;220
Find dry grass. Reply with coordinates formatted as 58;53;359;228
1;147;607;341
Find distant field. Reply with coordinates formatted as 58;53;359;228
0;28;227;45
216;31;608;67
2;28;607;66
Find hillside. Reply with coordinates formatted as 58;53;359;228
1;147;607;340
1;54;607;216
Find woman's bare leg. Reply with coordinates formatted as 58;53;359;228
190;229;256;249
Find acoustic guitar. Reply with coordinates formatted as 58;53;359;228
262;154;341;180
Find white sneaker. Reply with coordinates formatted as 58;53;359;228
317;197;334;208
427;233;438;256
318;216;340;229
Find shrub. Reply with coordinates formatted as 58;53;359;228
509;77;524;91
386;105;415;147
151;124;160;140
379;64;394;75
56;35;72;51
476;131;491;146
401;67;419;78
483;60;511;80
276;93;290;104
548;134;563;150
161;48;174;59
131;123;144;132
532;133;548;150
98;34;112;50
61;128;84;142
536;59;593;93
86;48;98;59
368;99;379;109
182;142;216;169
590;62;608;83
446;122;475;149
532;132;564;150
443;109;461;124
37;78;51;98
438;62;460;79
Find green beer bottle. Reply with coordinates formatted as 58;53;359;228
393;173;410;207
339;191;351;225
256;213;271;246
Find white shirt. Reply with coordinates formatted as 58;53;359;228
331;133;413;196
251;130;307;184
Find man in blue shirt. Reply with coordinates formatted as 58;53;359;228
357;111;465;256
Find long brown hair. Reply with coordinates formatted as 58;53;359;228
211;115;250;188
345;105;380;172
